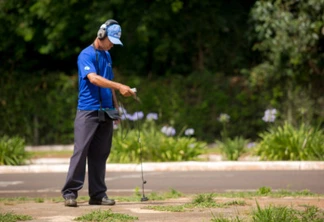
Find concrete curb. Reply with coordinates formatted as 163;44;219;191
1;160;324;174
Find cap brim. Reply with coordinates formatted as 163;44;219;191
108;36;123;46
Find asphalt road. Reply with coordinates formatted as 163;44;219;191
0;170;323;198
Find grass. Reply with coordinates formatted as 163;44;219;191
0;187;183;204
115;187;184;202
0;187;322;204
0;197;36;205
211;187;320;199
27;150;73;158
210;215;244;222
145;193;247;212
0;187;323;222
143;191;324;221
74;209;138;222
145;205;187;212
249;202;324;222
0;212;32;222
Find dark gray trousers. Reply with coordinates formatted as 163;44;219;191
61;110;113;200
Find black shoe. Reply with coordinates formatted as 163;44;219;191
64;197;77;207
89;196;115;206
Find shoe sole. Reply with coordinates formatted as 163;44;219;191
89;201;115;206
65;200;77;207
64;204;78;207
65;204;78;207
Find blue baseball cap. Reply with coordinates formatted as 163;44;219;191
107;24;123;45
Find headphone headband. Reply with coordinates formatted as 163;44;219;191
97;19;119;40
105;19;118;27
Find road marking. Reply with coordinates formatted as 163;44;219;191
0;181;23;187
105;172;163;181
225;189;258;192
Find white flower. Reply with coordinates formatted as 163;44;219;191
262;108;277;122
118;107;127;114
161;126;176;136
218;113;230;123
146;113;158;120
113;122;119;130
119;107;128;120
184;128;195;136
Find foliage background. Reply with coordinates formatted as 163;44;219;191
0;0;323;145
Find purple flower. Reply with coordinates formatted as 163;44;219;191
146;113;158;120
247;142;256;149
125;111;144;121
184;128;195;136
262;108;277;122
161;126;176;136
133;111;144;120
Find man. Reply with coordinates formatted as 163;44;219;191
61;19;135;207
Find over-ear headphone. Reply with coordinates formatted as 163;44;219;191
97;19;119;40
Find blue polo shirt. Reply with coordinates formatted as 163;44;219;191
77;45;114;110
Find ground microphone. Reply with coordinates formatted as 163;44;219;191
132;88;148;202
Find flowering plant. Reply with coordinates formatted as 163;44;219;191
262;108;277;123
215;113;249;160
110;109;206;163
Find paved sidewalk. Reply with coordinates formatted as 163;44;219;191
1;158;324;173
1;144;323;173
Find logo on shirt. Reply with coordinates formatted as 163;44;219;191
84;66;90;70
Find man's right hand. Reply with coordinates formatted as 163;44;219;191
119;85;136;97
87;73;136;97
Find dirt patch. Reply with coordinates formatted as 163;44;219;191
0;197;323;222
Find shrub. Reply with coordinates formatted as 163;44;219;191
0;136;30;165
216;136;250;161
1;73;76;145
110;120;207;163
255;122;324;160
257;186;272;195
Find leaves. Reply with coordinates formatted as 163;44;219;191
0;136;30;165
110;120;207;163
250;0;324;81
216;136;250;161
256;122;324;161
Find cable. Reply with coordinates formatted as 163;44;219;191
117;93;148;201
134;94;149;202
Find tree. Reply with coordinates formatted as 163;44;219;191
249;0;324;125
0;0;256;76
0;0;262;144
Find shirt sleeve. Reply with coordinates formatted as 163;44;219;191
77;49;97;80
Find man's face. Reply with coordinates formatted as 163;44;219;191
100;37;114;50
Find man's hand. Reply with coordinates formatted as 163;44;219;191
118;85;136;97
87;73;136;97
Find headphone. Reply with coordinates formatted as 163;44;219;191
97;19;119;40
